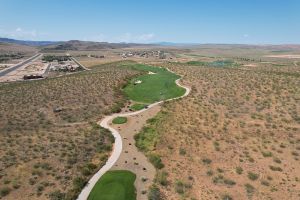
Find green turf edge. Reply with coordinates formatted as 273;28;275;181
130;103;147;111
88;170;136;200
112;117;127;124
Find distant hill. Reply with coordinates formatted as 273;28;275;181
0;37;155;52
153;42;200;46
0;37;59;46
41;40;152;51
0;42;37;54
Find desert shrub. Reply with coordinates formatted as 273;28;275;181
49;190;66;200
81;163;97;176
236;166;243;174
135;126;158;152
206;170;214;176
156;171;168;186
175;181;185;194
245;183;255;197
149;154;164;169
202;158;212;164
73;177;86;189
213;141;220;151
269;165;283;172
179;148;186;155
248;172;259;181
213;174;224;184
262;151;273;157
148;185;162;200
261;180;270;186
217;168;224;173
0;187;11;197
12;181;20;189
273;157;281;164
222;194;233;200
224;178;236;186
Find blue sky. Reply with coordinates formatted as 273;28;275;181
0;0;299;44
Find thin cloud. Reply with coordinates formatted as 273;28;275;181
85;33;156;43
137;33;155;41
0;27;46;40
114;33;156;43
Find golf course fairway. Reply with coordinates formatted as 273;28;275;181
123;64;185;103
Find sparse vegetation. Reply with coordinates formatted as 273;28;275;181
247;172;259;181
142;57;300;199
269;165;283;172
2;45;300;200
149;154;164;169
148;185;162;200
236;166;243;174
245;183;255;197
0;187;11;197
0;62;139;199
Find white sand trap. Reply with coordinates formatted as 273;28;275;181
134;80;142;84
148;71;156;74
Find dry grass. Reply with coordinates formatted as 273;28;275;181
0;62;139;199
149;61;300;200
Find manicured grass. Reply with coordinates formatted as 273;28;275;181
112;117;127;124
123;64;185;103
88;170;136;200
130;103;147;111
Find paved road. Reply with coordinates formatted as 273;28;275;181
43;63;51;76
0;53;42;77
70;57;90;71
76;67;190;200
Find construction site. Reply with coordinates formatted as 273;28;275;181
0;54;84;82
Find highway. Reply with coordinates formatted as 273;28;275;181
0;53;42;77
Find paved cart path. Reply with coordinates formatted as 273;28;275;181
77;67;190;200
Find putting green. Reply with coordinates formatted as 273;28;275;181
112;117;127;124
88;170;136;200
123;64;185;103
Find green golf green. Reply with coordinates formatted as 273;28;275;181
123;64;185;103
88;170;136;200
112;117;127;124
130;103;147;111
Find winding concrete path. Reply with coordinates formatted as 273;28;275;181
77;67;190;200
